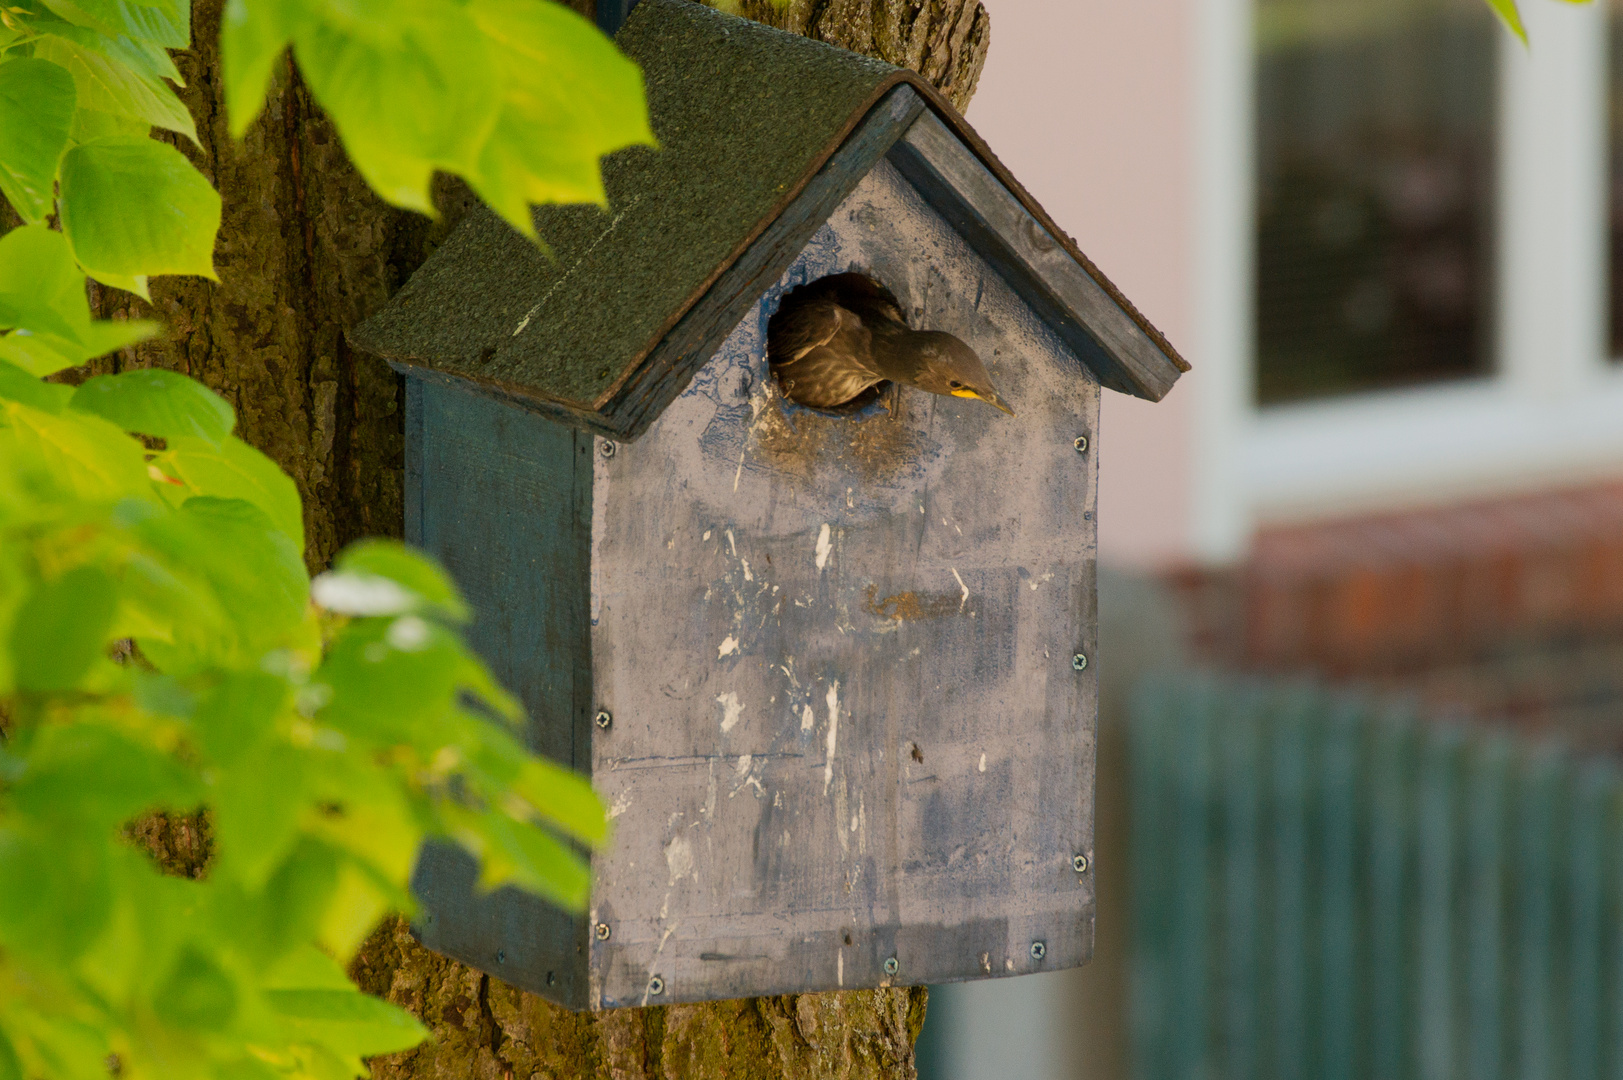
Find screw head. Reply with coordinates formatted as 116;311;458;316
600;440;616;458
594;922;611;941
648;975;665;996
1073;853;1089;874
595;709;613;730
1030;941;1047;960
1073;435;1088;453
1072;653;1088;671
882;956;899;976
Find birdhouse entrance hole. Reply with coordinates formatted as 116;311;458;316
768;272;900;418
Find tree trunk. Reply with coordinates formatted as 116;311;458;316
89;0;989;1075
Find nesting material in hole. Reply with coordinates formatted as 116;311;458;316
767;272;1015;417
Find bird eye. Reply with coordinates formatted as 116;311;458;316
948;380;964;390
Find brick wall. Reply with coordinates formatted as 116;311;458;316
1167;481;1623;751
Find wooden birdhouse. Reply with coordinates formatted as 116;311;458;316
351;0;1185;1011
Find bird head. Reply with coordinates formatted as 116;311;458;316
906;332;1015;416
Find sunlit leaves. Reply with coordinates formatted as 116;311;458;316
71;369;236;445
31;32;197;144
154;434;304;548
9;567;117;692
0;225;158;372
59;137;221;281
0;59;76;224
222;0;654;235
466;0;656;234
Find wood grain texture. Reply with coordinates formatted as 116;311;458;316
887;110;1184;402
714;0;990;113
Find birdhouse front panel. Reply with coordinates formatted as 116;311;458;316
583;157;1099;1008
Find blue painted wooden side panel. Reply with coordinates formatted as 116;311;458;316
1131;678;1623;1080
406;376;594;1006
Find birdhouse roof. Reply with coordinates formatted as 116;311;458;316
349;0;1188;440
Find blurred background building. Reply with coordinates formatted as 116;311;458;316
916;0;1623;1075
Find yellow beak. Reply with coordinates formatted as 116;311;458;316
952;387;1016;416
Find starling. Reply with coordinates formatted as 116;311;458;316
767;273;1015;415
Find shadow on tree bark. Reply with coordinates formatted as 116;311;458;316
74;0;988;1074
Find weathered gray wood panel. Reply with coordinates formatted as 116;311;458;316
887;110;1182;402
586;157;1098;1008
406;378;596;1007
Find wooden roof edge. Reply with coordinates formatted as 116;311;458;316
893;90;1190;401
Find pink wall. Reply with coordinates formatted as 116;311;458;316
967;0;1198;569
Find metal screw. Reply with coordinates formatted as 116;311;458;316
1072;653;1088;671
496;950;506;964
648;975;665;996
1030;941;1047;961
600;440;616;459
883;956;899;976
1073;435;1088;453
1073;853;1089;874
595;922;611;941
595;709;613;730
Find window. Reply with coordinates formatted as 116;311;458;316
1254;0;1500;403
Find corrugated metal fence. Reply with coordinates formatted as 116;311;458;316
1130;676;1623;1080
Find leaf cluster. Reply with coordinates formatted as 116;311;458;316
0;225;606;1080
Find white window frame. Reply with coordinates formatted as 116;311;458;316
1190;0;1623;561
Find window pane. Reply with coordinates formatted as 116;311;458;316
1255;0;1499;405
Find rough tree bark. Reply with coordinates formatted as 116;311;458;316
81;0;989;1075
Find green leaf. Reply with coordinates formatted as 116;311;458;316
0;1025;21;1080
135;496;309;652
39;0;192;49
10;565;117;692
31;34;197;143
1485;0;1526;42
191;671;288;766
154;947;239;1032
265;990;428;1058
0;333;81;378
0;825;113;963
511;756;609;847
10;723;201;826
0;224;159;361
221;0;299;138
70;368;235;444
0;359;74;412
59;136;220;280
0;401;150;499
215;741;307;888
0;58;76;224
464;0;655;236
316;617;459;740
331;539;469;621
289;3;500;213
68;107;150;145
158;435;303;548
477;812;590;910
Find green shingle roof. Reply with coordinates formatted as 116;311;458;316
350;0;1186;439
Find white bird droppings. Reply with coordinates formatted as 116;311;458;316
735;753;753;777
800;704;816;732
979;753;987;773
815;524;832;570
822;681;840;793
951;568;969;612
664;835;694;885
717;691;746;733
718;635;740;658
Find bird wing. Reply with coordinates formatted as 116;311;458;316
768;295;853;365
825;273;907;327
